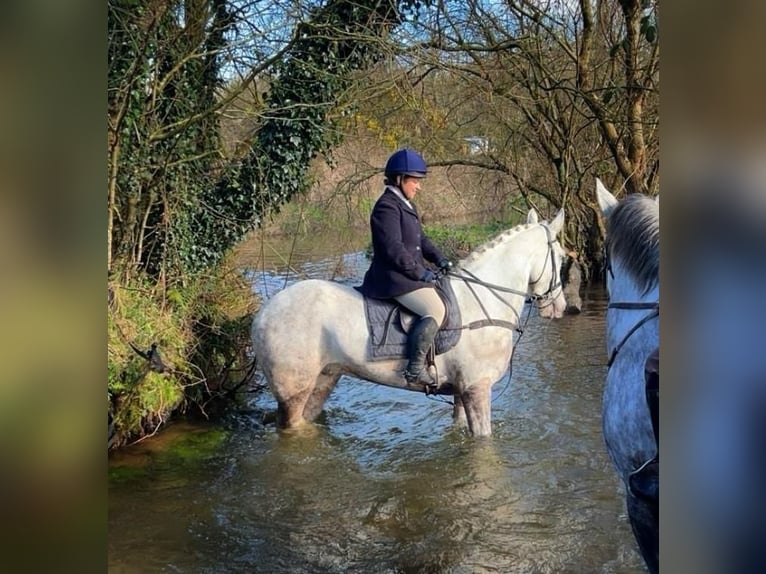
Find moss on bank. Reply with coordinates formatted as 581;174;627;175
109;423;229;482
108;259;255;450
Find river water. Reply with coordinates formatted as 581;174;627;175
108;232;645;573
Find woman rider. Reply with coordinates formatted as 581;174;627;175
358;148;452;385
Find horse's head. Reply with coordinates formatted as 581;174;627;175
596;178;659;301
526;208;567;318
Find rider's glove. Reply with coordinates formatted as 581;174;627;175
421;269;438;283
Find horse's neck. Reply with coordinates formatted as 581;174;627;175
607;261;659;352
457;234;534;319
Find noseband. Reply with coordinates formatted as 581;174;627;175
528;224;563;308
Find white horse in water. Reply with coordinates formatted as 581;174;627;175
252;208;567;437
596;179;659;574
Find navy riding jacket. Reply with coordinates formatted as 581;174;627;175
358;187;446;299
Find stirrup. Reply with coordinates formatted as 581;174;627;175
403;368;441;395
403;367;434;385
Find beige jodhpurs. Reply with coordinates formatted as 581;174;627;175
395;287;446;327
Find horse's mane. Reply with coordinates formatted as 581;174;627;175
460;222;534;266
607;193;659;294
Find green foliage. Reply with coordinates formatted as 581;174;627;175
425;221;510;260
235;0;405;244
108;279;188;447
108;260;255;449
108;0;242;278
108;0;422;280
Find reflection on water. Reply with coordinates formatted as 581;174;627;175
109;233;645;573
237;230;371;299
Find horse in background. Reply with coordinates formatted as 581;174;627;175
596;179;659;573
252;209;567;437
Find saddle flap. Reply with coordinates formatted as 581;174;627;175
361;276;462;361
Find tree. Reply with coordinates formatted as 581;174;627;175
107;0;426;445
355;0;658;276
108;0;242;280
108;0;425;284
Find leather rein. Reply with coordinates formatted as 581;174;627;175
606;301;659;368
605;260;660;499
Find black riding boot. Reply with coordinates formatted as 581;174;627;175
403;316;440;385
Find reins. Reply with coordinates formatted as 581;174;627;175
444;223;563;331
449;267;522;330
425;224;562;405
425;293;537;407
608;298;660;499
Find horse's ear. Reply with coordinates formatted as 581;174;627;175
548;208;565;236
527;209;539;224
596;178;619;216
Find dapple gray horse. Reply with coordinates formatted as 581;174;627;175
597;179;659;573
252;209;567;437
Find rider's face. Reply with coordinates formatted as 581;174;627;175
400;175;423;200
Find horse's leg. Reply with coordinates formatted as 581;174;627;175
460;379;492;436
452;394;468;429
275;383;314;429
303;369;341;422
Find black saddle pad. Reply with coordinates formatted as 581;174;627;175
358;277;462;361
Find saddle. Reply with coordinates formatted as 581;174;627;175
358;276;463;361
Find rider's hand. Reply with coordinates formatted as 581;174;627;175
421;269;438;283
438;258;453;272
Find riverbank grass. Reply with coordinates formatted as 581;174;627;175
108;259;255;449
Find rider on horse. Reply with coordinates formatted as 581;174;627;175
357;148;452;386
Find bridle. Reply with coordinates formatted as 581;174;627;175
445;223;563;330
529;223;565;309
604;253;659;368
427;224;562;405
606;301;659;367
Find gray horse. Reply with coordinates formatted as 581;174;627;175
597;179;659;573
252;209;567;437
